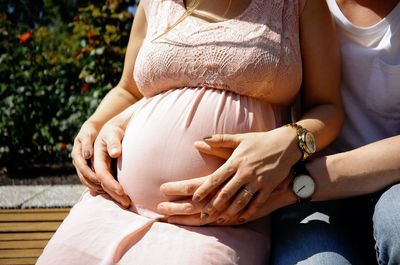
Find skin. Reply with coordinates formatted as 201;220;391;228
336;0;399;27
158;0;400;225
71;3;148;207
86;0;343;226
184;0;254;22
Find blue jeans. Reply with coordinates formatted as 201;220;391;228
270;183;400;265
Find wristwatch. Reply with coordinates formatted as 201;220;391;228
285;123;316;161
292;162;316;202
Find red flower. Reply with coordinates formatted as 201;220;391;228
19;32;32;44
80;82;90;94
86;31;96;39
59;143;67;151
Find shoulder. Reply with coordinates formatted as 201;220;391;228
139;0;161;19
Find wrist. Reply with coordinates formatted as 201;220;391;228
305;156;337;201
284;123;317;161
271;173;298;209
291;161;316;202
84;118;103;130
284;179;299;205
281;126;303;163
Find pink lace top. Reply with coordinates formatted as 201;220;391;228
134;0;306;104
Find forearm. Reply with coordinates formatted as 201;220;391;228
297;102;344;151
308;135;400;200
86;86;143;128
108;97;146;130
297;0;344;152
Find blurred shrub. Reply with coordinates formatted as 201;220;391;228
0;0;136;168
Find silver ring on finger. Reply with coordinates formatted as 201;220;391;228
242;187;255;198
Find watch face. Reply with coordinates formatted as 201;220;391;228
305;132;316;154
292;174;315;199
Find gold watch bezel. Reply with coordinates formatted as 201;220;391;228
285;123;316;161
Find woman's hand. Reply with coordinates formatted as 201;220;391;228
157;173;296;226
157;128;301;225
91;107;139;208
92;121;128;207
158;177;241;225
71;120;103;193
191;128;301;223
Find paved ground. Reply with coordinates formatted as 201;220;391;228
0;166;84;209
0;166;80;186
0;185;85;209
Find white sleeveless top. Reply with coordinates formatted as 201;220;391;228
326;0;400;153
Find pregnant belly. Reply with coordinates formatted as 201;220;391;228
117;87;281;218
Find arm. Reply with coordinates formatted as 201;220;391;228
71;3;147;193
158;0;344;225
234;135;400;217
296;0;343;148
85;2;147;127
309;135;400;200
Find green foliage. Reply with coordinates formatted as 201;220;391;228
0;0;135;166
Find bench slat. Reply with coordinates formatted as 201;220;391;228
0;208;70;213
0;212;69;222
0;257;37;265
0;249;43;258
0;222;62;232
1;240;48;249
0;232;54;241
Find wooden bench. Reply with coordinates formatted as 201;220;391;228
0;208;70;265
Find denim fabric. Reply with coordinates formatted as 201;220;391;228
373;184;400;265
270;184;400;265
